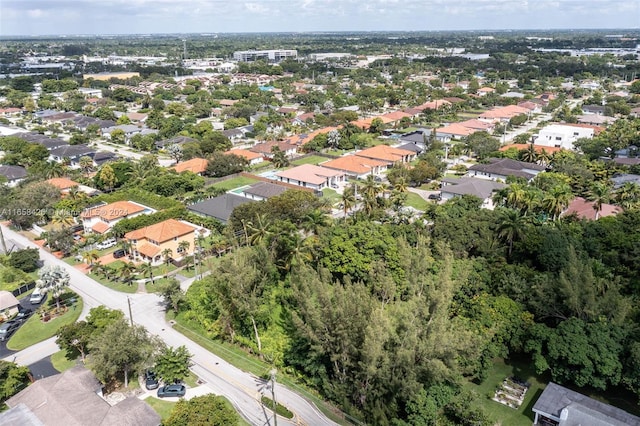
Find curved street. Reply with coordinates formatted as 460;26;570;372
0;225;339;426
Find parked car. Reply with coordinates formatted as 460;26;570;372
428;193;441;200
0;321;20;341
96;238;117;250
113;249;126;259
144;370;159;390
30;289;45;305
14;309;33;323
157;384;186;398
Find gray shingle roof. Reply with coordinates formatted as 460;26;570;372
187;193;254;223
469;157;544;180
0;165;27;180
441;177;506;199
243;182;289;199
532;382;640;426
50;145;95;158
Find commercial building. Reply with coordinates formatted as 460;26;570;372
233;50;297;63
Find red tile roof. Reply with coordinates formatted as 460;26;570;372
82;201;148;221
171;158;208;174
563;197;623;220
125;219;196;243
137;243;161;258
320;155;387;174
356;145;415;162
225;149;262;161
91;222;110;234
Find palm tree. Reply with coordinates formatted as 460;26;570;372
161;248;173;270
361;175;384;200
246;214;273;246
137;262;154;284
177;240;191;258
119;262;137;286
82;249;100;267
392;177;409;193
587;181;611;220
340;185;356;222
496;209;528;257
283;235;314;272
542;184;573;220
51;210;75;229
301;209;329;236
505;183;526;211
78;156;94;177
42;161;65;179
614;182;640;209
537;149;551;167
521;144;537;163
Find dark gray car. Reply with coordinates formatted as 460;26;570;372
157;384;186;398
0;321;20;341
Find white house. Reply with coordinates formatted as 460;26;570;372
535;124;595;150
275;164;345;190
467;158;545;182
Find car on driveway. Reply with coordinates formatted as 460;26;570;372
14;308;33;323
144;370;159;390
113;249;126;259
157;384;186;398
0;321;20;341
30;289;45;305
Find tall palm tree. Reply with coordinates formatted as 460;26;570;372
361;175;383;200
341;185;356;222
51;210;75;229
301;209;329;236
137;262;154;284
505;183;526;211
521;144;537;163
43;161;66;179
247;214;273;246
537;149;551;167
82;249;100;267
542;184;573;220
177;240;191;257
78;156;94;177
119;262;137;286
392;177;409;193
496;209;528;257
161;248;173;268
587;181;611;220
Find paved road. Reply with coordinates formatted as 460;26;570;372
0;225;339;426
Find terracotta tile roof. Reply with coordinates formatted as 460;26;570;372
46;177;80;190
351;117;375;130
285;126;338;146
171;158;208;174
561;122;605;135
82;201;148;221
563;197;623;220
137;243;161;258
275;164;343;185
225;149;262;161
250;140;298;155
415;99;451;111
438;123;479;137
458;119;494;130
321;155;387;174
355;145;415;162
125;219;196;243
91;222;110;234
478;87;495;92
479;105;530;120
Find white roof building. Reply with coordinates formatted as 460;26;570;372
535;124;595;151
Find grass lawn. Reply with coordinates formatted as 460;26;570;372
167;312;349;426
209;176;260;191
464;357;547;426
321;188;343;204
145;397;176;420
87;272;138;294
405;192;429;210
51;350;78;373
183;371;199;388
7;296;83;351
291;155;328;166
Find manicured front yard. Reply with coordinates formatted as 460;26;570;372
51;350;78;372
209;176;260;191
87;271;138;294
404;192;429;210
7;295;83;351
145;397;176;420
321;188;342;204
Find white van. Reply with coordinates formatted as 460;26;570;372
30;288;45;305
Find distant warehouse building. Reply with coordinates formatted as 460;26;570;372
233;49;297;63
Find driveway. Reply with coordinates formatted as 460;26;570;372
0;294;40;359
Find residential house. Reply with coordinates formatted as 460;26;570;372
400;129;451;144
562;197;623;220
224;149;264;165
581;104;606;115
437;122;481;139
102;124;157;144
250;141;298;159
171;158;209;175
467;158;545;182
0;290;20;320
125;218;205;265
284;126;339;147
320;155;388;179
2;366;161;426
187;194;255;224
275;164;345;190
16;133;67;151
611;173;640;189
478;105;530;123
477;87;495;96
499;143;563;155
0;165;27;187
291;112;316;126
46;177;98;196
531;382;640;426
81;201;155;234
90;151;119;166
535;124;595;150
439;177;506;209
48;145;96;167
222;128;245;141
577;114;617;126
355;145;416;165
0;107;22;117
240;182;289;201
397;143;423;155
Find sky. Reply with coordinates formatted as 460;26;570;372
1;0;638;36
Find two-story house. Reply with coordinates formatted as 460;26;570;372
81;201;155;234
124;219;206;265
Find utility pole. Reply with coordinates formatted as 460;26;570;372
127;297;133;326
0;225;7;255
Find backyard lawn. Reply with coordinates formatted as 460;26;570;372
321;188;343;204
464;357;547;426
291;155;329;166
209;176;260;191
7;294;83;351
145;397;176;420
